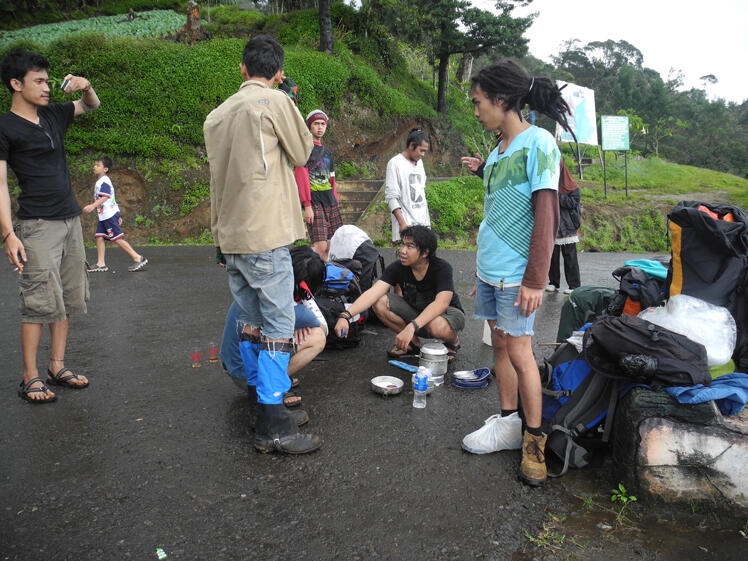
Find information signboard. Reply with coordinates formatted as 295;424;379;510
554;81;598;145
601;116;630;151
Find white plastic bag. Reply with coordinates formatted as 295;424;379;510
638;294;736;367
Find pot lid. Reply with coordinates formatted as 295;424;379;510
420;342;448;356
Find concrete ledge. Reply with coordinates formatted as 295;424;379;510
613;387;748;509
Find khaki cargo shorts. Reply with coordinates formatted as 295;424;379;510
15;217;89;323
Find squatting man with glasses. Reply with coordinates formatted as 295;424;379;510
334;225;464;362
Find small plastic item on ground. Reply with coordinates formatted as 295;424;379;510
388;359;418;373
370;376;404;396
156;547;167;560
453;367;491;381
461;411;523;454
413;367;429;408
452;368;491;389
410;371;435;394
638;294;736;367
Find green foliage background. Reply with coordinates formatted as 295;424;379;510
2;3;747;249
0;7;438;160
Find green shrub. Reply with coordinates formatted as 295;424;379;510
580;209;668;253
204;5;265;37
265;9;320;49
284;48;351;114
207;5;264;27
180;181;210;216
425;177;484;237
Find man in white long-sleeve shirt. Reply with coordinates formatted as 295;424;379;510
384;128;430;242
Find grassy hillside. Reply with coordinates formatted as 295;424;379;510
1;6;746;250
403;157;748;252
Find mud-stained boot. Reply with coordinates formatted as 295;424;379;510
519;430;547;487
247;385;308;427
254;403;321;454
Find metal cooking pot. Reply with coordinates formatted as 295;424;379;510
419;342;448;376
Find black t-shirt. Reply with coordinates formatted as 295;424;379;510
0;102;81;219
306;143;337;207
381;256;463;312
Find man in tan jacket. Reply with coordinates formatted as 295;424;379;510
204;35;319;454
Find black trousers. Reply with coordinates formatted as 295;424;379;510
549;243;580;289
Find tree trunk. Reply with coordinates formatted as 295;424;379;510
456;53;473;83
436;52;450;115
318;0;333;54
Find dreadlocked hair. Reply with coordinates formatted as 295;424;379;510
471;59;574;136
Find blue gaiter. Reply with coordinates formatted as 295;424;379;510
256;341;293;404
239;334;261;387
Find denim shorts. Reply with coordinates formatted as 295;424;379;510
225;247;295;340
473;278;535;337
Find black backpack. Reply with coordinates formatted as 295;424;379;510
542;315;711;477
316;261;362;300
555;286;616;342
582;314;711;388
541;341;622;477
315;294;365;350
328;225;385;292
666;200;748;371
606;266;666;317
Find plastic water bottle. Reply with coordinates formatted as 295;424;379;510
413;366;430;409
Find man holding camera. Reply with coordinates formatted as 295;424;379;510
1;49;100;403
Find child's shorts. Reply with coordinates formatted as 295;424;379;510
95;212;124;241
473;278;535;337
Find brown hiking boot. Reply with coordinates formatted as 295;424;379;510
519;431;547;487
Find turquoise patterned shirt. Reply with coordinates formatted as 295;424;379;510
477;126;560;285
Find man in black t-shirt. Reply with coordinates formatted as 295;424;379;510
334;225;464;359
0;49;101;403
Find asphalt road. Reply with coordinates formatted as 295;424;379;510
1;247;743;561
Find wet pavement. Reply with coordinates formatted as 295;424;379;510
1;247;744;561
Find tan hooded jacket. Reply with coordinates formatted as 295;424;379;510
204;80;313;254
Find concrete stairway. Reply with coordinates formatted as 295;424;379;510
336;177;458;225
336;179;385;225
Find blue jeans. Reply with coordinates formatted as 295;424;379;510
473;279;535;337
225;248;295;340
225;248;296;404
220;300;323;385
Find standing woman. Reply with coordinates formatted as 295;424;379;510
547;160;581;294
463;60;574;486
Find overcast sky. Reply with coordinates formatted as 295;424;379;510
470;0;747;104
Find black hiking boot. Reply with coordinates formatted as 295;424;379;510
247;385;308;427
254;403;322;455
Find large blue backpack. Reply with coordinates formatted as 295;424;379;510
541;336;622;477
